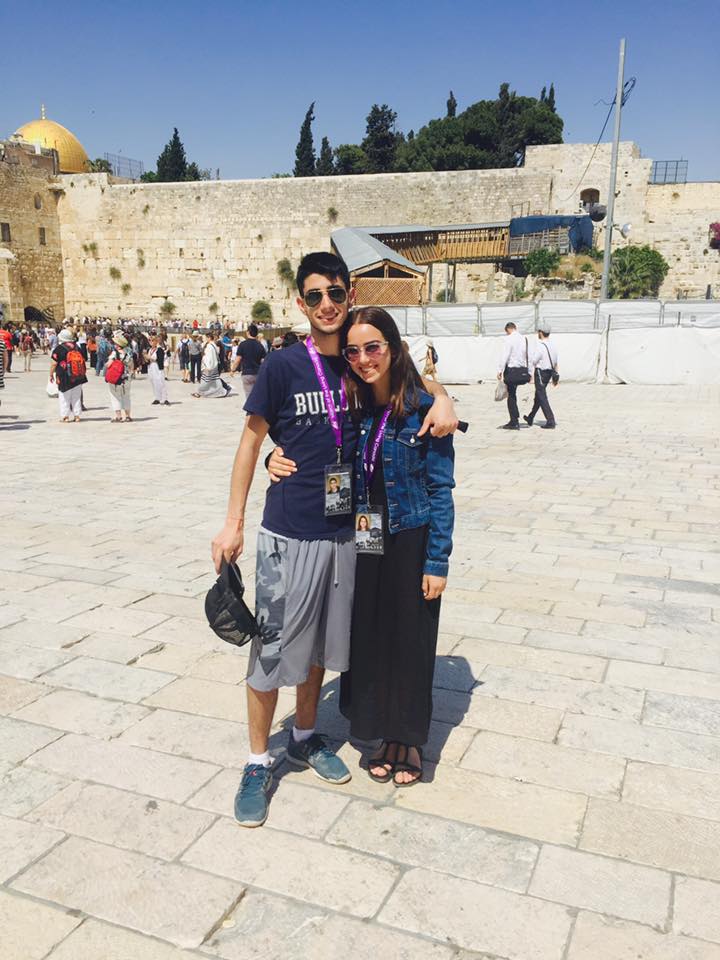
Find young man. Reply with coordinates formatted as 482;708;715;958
524;322;558;429
497;321;531;430
211;251;457;828
232;323;266;400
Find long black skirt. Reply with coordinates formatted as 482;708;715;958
339;523;440;746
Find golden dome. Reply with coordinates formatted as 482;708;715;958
13;105;89;174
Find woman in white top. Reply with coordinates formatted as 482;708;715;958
145;334;169;405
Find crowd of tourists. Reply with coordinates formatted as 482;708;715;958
0;315;305;423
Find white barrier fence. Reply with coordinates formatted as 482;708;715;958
384;301;720;385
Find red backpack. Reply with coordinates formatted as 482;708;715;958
105;355;126;385
62;346;87;386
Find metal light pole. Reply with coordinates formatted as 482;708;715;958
600;38;626;299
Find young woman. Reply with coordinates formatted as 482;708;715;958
339;307;455;786
145;334;169;405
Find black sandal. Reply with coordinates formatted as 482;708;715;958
367;741;397;783
393;745;423;788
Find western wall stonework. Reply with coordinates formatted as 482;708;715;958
4;141;716;324
0;162;65;324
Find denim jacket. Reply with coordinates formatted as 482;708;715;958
353;390;455;577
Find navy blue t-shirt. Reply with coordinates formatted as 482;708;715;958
245;342;358;540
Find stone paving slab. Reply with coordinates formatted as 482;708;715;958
529;844;671;927
2;372;720;958
379;867;573;959
48;919;206;960
567;911;720;959
28;781;216;859
182;818;399;918
26;732;219;801
12;836;242;949
0;889;82;960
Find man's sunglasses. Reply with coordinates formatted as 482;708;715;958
303;286;348;309
342;340;389;363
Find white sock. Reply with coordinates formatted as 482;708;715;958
292;726;315;743
248;750;271;767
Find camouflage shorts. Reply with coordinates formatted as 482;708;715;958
246;527;356;691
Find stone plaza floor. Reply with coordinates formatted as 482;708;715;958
1;357;720;959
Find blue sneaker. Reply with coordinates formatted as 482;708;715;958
234;763;272;827
286;732;351;784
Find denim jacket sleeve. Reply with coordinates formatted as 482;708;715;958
424;431;455;577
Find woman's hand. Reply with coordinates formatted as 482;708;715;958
267;446;297;483
422;574;447;601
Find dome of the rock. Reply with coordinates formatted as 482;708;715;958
13;106;89;174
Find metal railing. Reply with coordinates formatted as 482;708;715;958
649;160;688;185
378;299;720;336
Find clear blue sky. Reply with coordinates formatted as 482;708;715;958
2;0;718;181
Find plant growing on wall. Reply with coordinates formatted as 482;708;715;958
109;266;122;280
137;249;146;268
121;283;131;295
434;288;457;303
525;248;561;276
327;206;338;223
276;258;294;285
159;299;177;318
609;245;669;298
251;300;272;323
209;302;218;314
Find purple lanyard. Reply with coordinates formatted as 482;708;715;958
305;338;346;460
363;405;392;491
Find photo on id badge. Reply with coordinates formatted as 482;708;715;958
355;508;384;555
324;465;352;516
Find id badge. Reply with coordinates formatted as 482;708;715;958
355;505;384;555
324;464;352;516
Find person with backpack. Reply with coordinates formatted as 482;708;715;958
188;333;203;383
178;335;191;383
95;328;112;377
21;327;34;372
103;332;134;422
49;328;87;422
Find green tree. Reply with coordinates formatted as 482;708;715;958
609;245;669;298
294;102;317;177
89;157;112;173
316;136;334;176
525;248;561;276
362;104;402;173
333;144;369;175
547;82;556;112
186;162;211;181
140;170;157;183
394;83;562;172
446;90;457;118
156;128;188;182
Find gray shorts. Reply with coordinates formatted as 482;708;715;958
246;527;356;692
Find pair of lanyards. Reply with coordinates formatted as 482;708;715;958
363;405;392;492
305;338;346;462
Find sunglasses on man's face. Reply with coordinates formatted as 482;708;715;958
303;285;348;309
342;340;389;363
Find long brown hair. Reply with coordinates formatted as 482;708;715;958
341;306;422;419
